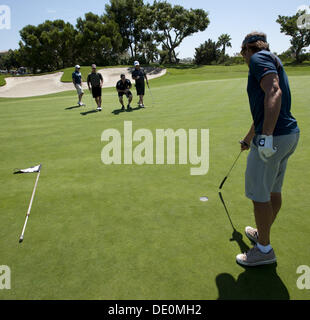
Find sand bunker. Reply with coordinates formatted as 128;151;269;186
0;67;166;98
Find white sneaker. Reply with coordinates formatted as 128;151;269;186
236;246;277;267
245;226;259;243
96;107;102;111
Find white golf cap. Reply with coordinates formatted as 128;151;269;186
75;65;81;69
91;64;96;68
134;61;140;66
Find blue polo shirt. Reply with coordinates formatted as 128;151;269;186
72;70;82;85
247;50;299;136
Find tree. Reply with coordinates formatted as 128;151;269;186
18;20;77;72
137;31;160;63
18;24;44;73
75;13;123;65
217;34;232;56
150;1;210;64
277;8;310;63
194;39;221;65
105;0;146;58
0;50;20;71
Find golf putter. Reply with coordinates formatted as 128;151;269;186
219;149;243;190
218;143;247;230
147;82;155;106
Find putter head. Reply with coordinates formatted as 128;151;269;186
19;237;23;243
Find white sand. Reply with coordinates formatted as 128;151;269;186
0;67;166;98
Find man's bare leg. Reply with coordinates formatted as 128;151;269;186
271;192;282;224
79;93;84;104
139;95;144;106
253;201;273;246
119;97;124;109
128;95;133;106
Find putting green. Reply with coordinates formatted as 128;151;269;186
0;65;309;300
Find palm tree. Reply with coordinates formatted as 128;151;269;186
217;34;232;56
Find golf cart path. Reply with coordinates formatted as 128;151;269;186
0;67;166;98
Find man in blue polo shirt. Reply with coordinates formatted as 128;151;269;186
72;65;85;106
237;32;300;267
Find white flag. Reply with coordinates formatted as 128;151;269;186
14;164;41;174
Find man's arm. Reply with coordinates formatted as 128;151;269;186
241;123;255;151
87;75;91;90
100;74;103;87
125;80;132;92
72;74;76;86
253;73;282;161
260;73;282;135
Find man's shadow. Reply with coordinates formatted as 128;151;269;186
216;263;289;300
65;105;81;110
80;110;98;116
230;229;250;253
112;106;143;115
216;229;289;300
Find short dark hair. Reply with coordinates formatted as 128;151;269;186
120;74;125;78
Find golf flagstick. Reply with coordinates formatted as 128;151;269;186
15;164;42;243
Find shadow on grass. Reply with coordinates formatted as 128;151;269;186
80;110;98;116
230;229;250;253
216;263;289;300
65;105;80;110
112;106;143;115
215;218;289;300
216;230;289;300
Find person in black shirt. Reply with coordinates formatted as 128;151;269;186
87;64;104;111
132;61;148;108
116;74;133;111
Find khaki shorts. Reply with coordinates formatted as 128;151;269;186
245;132;299;202
75;84;84;95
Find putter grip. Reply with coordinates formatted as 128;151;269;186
219;177;227;190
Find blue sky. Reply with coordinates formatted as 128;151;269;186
0;0;308;57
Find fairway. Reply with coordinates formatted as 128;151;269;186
0;66;310;300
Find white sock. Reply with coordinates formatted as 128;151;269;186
257;242;272;254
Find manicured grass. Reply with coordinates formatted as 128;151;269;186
0;74;6;86
0;67;309;300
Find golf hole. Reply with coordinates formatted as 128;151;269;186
200;196;209;202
